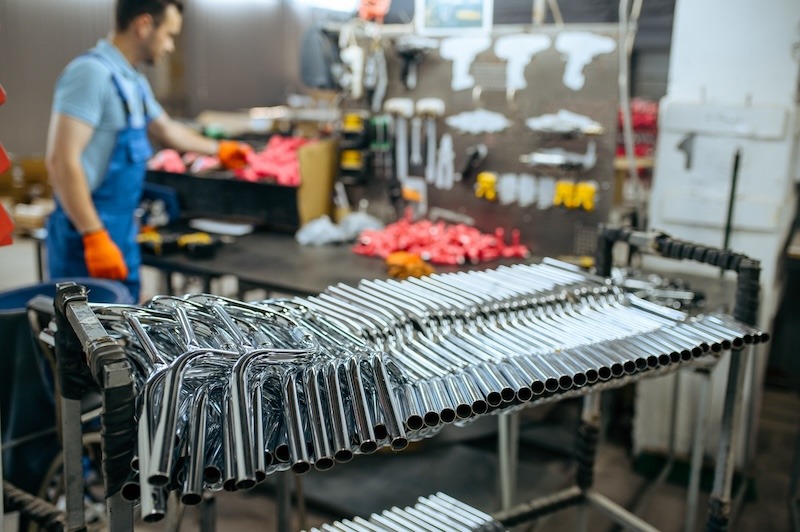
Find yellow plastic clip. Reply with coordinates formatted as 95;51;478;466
475;171;498;201
553;180;576;208
575;181;598;211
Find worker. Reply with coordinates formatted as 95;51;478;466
45;0;249;301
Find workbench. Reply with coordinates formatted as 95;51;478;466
140;229;529;297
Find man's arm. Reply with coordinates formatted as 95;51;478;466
148;113;218;155
45;113;103;234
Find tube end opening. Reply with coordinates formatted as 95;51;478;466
440;408;456;423
471;400;488;415
405;415;424;431
455;404;472;419
121;482;140;502
374;424;389;440
334;449;354;463
359;440;379;454
391;437;409;451
203;467;222;484
143;512;166;524
291;461;311;475
423;412;441;427
516;387;533;402
314;458;335;471
181;493;202;506
148;473;169;487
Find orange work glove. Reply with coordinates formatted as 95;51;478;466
82;229;128;280
217;140;251;170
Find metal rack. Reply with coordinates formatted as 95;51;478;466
51;227;764;532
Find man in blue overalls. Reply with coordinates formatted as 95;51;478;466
45;0;249;301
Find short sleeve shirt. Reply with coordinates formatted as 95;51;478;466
52;39;164;191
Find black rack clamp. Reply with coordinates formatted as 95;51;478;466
596;225;761;532
54;282;136;532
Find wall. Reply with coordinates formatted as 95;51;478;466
0;0;304;156
0;1;115;156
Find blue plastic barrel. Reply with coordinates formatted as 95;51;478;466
0;277;133;312
0;277;132;493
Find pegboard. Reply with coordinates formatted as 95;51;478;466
347;23;621;259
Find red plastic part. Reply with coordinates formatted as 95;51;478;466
0;203;13;246
0;83;5;106
0;143;9;175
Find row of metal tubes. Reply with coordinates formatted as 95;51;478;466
387;330;717;431
375;317;735;390
307;492;503;532
123;356;411;513
323;266;600;338
311;274;688;354
97;298;764;516
133;312;752;487
113;300;382;490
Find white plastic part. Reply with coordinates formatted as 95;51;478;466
434;133;455;190
410;117;423;166
383;97;415;118
498;173;520;205
340;44;365;99
525;109;604;135
416;97;446;117
517;173;538;207
537;176;556;209
493;34;551;91
425;117;437;184
395;116;409;182
439;36;492;91
554;32;616;91
445;109;512;135
384;98;415;183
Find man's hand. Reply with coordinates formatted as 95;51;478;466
82;229;128;280
217;140;252;170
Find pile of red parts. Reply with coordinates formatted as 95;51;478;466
234;136;311;187
148;149;221;174
353;216;529;265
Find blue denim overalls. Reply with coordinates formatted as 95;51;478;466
47;53;153;301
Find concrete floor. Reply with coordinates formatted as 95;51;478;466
2;236;799;531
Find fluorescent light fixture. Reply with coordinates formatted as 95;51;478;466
295;0;358;12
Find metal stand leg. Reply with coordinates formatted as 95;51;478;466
107;491;133;532
706;347;749;531
277;471;292;532
576;394;602;532
200;493;216;532
296;474;307;532
789;416;800;532
61;397;86;532
498;411;520;510
685;369;711;532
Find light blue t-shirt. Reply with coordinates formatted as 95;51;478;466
52;39;164;191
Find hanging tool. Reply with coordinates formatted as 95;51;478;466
519;140;597;171
439;36;491;91
416;98;445;185
457;143;488;183
554;32;617;91
383;98;414;183
339;24;365;100
364;38;388;113
493;34;551;93
394;35;438;90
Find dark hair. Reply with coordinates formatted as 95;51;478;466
116;0;184;31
